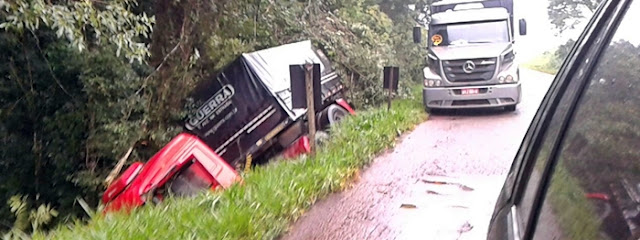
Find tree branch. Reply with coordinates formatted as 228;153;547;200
103;144;135;187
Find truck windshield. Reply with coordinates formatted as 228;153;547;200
430;20;509;46
167;162;213;197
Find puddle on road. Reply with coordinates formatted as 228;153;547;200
420;179;475;192
390;175;505;240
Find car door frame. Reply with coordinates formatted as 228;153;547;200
487;0;634;239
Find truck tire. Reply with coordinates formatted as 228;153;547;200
425;107;441;114
316;110;329;129
506;105;517;112
325;104;349;126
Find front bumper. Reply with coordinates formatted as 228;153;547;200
423;83;521;109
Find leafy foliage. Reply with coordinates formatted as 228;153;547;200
0;0;154;63
4;194;59;239
0;31;149;233
548;0;602;33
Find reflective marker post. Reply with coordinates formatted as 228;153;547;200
383;66;400;111
387;70;393;111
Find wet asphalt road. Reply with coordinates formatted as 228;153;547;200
282;69;554;240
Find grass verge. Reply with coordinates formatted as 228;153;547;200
41;85;427;240
522;52;559;75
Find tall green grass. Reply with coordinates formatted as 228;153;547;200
42;86;427;240
522;52;560;75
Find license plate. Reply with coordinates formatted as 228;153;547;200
461;88;480;95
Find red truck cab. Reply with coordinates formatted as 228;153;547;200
102;133;241;213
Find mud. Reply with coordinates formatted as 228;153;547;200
282;69;554;240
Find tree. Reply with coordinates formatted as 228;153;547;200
548;0;602;34
0;0;154;63
0;0;153;232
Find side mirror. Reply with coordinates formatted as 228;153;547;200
413;27;422;43
519;19;527;36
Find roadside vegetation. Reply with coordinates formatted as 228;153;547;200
522;52;560;75
39;85;427;240
522;39;576;75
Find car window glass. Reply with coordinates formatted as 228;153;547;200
516;0;612;231
514;64;579;234
496;0;607;209
514;0;616;233
514;22;597;236
533;2;640;239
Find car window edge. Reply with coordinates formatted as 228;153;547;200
522;0;635;238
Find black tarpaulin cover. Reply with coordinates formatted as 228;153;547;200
184;40;333;166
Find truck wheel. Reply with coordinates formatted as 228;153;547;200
425;107;440;114
506;105;517;112
316;111;329;129
326;104;349;126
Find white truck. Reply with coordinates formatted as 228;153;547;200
413;0;527;112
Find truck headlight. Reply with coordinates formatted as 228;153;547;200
499;76;505;83
424;79;441;88
506;75;514;83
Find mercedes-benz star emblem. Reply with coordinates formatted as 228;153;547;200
463;61;476;74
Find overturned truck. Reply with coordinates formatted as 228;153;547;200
102;40;355;212
186;40;354;168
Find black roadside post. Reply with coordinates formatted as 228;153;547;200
290;63;321;155
383;66;400;111
387;68;392;111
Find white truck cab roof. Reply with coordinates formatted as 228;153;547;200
432;0;491;6
430;7;509;25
